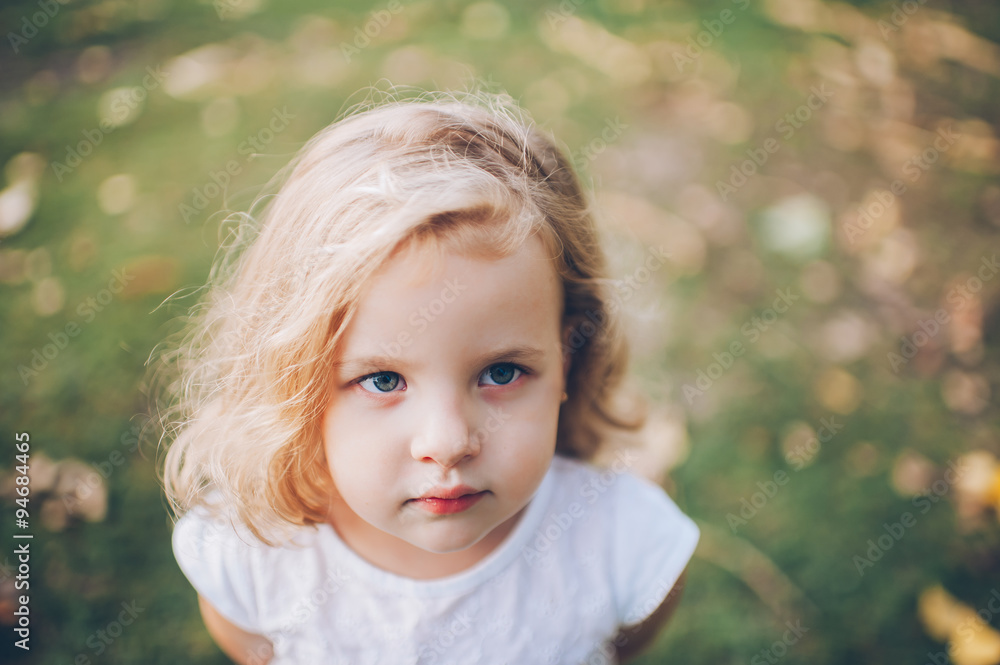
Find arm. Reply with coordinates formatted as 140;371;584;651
612;569;687;663
198;595;275;665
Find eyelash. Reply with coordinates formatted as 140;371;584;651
353;362;529;395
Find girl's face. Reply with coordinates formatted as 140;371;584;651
321;234;568;573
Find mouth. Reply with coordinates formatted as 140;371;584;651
408;486;488;515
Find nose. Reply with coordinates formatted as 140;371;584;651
410;393;481;468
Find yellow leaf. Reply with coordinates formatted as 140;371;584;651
919;585;963;642
950;624;1000;665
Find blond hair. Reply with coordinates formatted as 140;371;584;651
154;89;644;543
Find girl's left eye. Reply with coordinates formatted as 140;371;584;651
357;372;406;394
479;363;523;386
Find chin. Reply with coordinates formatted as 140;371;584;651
410;525;490;555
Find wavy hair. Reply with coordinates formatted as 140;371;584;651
154;89;645;543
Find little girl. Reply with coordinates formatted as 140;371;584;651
158;90;699;665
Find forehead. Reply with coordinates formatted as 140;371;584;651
377;230;560;296
336;234;564;366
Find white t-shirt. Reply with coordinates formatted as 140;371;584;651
172;454;700;665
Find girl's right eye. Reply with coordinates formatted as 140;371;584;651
357;372;405;394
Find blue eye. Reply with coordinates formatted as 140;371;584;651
480;363;522;386
358;372;405;393
355;364;524;393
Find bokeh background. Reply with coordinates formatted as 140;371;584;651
2;0;999;663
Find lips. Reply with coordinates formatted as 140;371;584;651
409;485;487;515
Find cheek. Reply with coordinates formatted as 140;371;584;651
488;404;559;471
321;409;388;484
323;438;393;517
507;384;562;433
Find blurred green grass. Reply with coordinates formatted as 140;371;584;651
2;0;999;663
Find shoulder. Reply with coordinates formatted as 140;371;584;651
171;505;265;633
547;453;699;626
172;502;321;634
171;501;277;573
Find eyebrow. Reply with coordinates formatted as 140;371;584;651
332;344;548;377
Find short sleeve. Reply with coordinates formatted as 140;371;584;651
171;507;262;634
611;473;699;628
